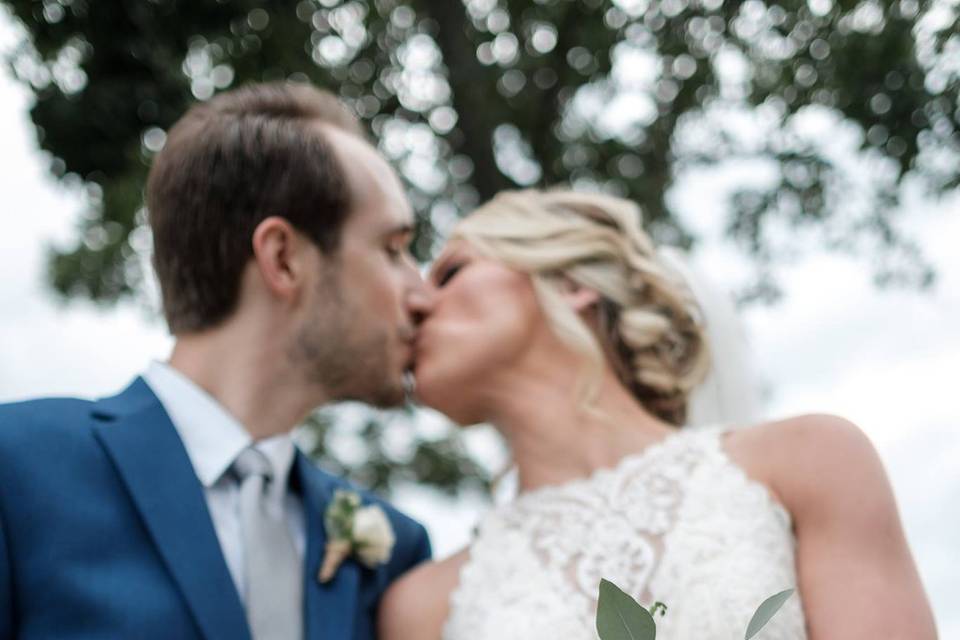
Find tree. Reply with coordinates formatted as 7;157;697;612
3;0;957;494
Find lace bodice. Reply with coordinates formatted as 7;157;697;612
443;426;807;640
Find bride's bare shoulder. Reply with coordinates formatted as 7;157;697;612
725;413;871;459
377;548;470;640
722;418;936;636
724;414;886;514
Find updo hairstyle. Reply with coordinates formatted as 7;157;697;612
453;189;711;425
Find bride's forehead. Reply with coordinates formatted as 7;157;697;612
433;239;474;264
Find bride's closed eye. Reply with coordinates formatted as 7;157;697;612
436;263;464;287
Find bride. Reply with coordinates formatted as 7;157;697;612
378;189;935;639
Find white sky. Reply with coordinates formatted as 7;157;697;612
0;11;956;636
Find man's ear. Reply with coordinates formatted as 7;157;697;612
251;216;315;300
557;276;600;312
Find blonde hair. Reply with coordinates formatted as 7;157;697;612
452;188;711;426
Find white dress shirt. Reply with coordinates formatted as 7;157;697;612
142;361;306;602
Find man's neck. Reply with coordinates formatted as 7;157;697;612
167;327;324;441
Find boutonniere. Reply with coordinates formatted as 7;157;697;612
318;489;396;583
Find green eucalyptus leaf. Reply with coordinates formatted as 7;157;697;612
745;589;795;640
596;579;657;640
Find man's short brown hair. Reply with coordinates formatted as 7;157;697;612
146;82;364;334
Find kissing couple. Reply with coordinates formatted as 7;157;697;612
0;82;934;640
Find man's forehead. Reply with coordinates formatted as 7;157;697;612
314;123;385;180
316;121;414;230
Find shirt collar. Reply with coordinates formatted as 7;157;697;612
142;361;296;488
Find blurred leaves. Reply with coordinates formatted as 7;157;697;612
299;406;492;496
3;0;957;494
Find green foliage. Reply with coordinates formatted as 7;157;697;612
323;489;362;540
5;0;956;302
745;588;796;639
649;602;667;619
3;0;957;495
596;580;795;640
596;579;658;640
299;408;492;497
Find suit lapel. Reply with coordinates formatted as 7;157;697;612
92;379;250;640
297;453;359;640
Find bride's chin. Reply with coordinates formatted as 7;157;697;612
411;362;478;420
412;383;442;411
409;369;441;409
413;382;463;422
414;385;476;427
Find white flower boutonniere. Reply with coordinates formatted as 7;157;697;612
318;489;396;583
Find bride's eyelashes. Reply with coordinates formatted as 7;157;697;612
437;263;463;287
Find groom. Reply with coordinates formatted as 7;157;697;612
0;83;434;639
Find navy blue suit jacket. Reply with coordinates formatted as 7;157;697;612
0;378;431;639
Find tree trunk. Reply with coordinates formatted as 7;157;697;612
419;0;511;202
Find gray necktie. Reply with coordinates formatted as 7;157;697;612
232;447;303;640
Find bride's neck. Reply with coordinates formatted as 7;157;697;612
487;365;675;494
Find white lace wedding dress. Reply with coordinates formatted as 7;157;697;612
443;426;807;640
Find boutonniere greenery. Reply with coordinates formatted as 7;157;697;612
318;489;396;583
597;579;795;640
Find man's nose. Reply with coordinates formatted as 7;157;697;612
406;277;436;325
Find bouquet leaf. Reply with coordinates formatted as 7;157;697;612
596;579;657;640
745;588;795;639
